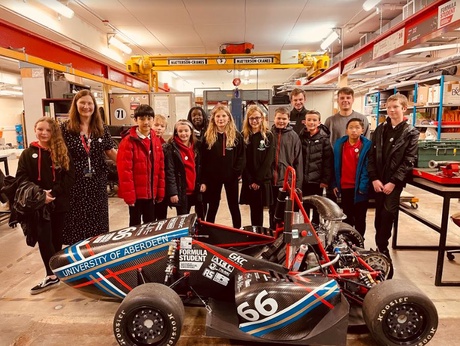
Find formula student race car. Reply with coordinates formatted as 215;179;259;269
50;167;438;346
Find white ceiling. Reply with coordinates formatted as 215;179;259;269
0;0;451;95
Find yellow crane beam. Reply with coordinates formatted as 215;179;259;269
125;52;329;89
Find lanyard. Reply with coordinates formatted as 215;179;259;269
81;134;92;172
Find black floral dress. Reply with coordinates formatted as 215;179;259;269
61;122;114;245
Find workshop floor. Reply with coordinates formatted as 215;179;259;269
1;183;460;346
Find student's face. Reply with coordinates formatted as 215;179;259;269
248;111;263;131
213;110;229;131
35;121;52;145
274;112;289;129
176;124;192;143
338;92;354;112
153;121;167;137
136;115;153;134
291;93;305;111
386;100;406;122
190;109;204;127
346;121;364;140
76;95;95;120
305;114;320;132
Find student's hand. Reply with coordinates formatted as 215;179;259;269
44;190;55;204
200;184;206;193
156;198;164;203
250;183;259;190
382;182;395;195
333;187;339;197
128;204;135;207
372;180;384;193
170;195;179;204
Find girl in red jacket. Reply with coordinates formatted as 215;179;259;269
117;104;165;226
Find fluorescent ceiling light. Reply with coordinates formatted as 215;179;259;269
397;43;460;55
320;31;339;50
108;35;133;55
36;0;74;19
363;0;381;11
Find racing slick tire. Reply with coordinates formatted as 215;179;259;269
363;279;438;346
337;223;364;248
113;283;184;346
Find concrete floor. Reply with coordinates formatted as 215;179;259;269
1;182;460;346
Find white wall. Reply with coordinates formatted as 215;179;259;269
0;97;23;146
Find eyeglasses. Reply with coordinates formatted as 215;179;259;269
248;117;262;122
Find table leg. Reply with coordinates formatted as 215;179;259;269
435;196;450;286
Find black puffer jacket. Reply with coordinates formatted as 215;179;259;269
299;126;334;186
368;117;419;186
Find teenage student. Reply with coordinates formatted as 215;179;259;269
201;105;245;228
299;110;333;224
333;118;371;237
368;93;419;259
269;106;303;230
117;104;165;226
240;105;275;227
164;119;205;217
16;117;75;294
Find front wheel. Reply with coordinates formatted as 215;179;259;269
363;279;438;346
113;283;184;346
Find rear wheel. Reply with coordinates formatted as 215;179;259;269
363;279;438;346
337;223;364;248
362;251;393;280
113;283;184;346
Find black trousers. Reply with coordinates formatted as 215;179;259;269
340;188;368;238
206;179;241;228
38;211;66;276
129;199;155;226
175;193;205;220
154;199;168;221
374;185;403;252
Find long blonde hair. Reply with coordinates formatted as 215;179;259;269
35;117;70;171
66;90;104;137
204;105;238;149
242;105;269;144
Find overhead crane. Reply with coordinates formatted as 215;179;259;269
125;52;330;90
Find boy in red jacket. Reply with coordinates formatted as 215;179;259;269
117;104;165;226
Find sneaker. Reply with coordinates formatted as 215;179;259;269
30;276;60;295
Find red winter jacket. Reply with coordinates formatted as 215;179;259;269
117;127;165;205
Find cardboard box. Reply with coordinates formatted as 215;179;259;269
428;85;440;104
443;82;460;104
417;86;429;105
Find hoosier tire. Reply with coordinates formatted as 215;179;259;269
363;279;438;346
113;283;184;346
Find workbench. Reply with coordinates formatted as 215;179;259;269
0;153;10;175
393;177;460;286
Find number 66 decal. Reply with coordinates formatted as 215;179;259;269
237;290;279;321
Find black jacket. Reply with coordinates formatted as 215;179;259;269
299;126;334;186
368;118;419;187
15;143;75;212
290;107;307;135
164;140;202;207
13;181;51;247
201;131;245;184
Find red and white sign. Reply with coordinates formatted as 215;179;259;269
438;0;460;28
